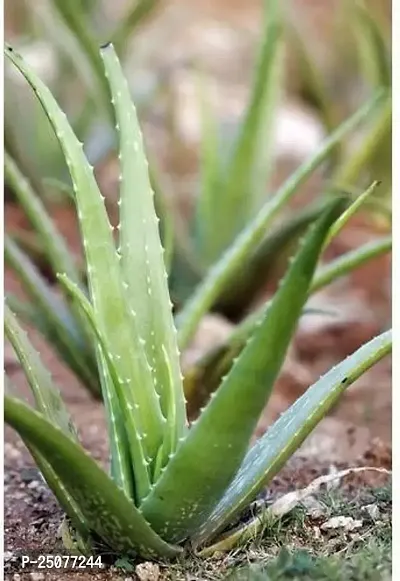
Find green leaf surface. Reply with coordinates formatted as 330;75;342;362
57;274;146;501
324;181;380;248
141;200;344;543
210;234;391;377
195;0;283;263
176;89;385;349
194;329;392;547
4;236;97;390
4;305;77;439
4;396;181;559
215;202;328;316
101;44;187;462
5;44;165;472
285;15;337;138
4;151;80;283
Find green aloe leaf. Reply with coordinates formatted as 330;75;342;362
150;163;175;275
5;44;165;477
176;89;385;349
204;234;391;386
5;292;99;397
141;200;345;543
4;304;77;438
4;236;98;392
193;72;222;265
4;151;80;283
324;181;380;248
195;0;283;263
4;307;90;542
194;329;392;547
214;201;328;316
185;230;390;415
57;273;147;500
4;396;181;559
101;44;187;463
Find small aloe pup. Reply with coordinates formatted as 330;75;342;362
4;43;392;560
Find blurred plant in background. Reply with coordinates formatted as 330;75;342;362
5;0;162;197
286;0;391;227
4;0;391;409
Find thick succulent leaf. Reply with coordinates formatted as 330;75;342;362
323;181;380;248
5;45;165;468
29;445;92;546
58;274;147;501
193;329;392;546
4;305;77;438
202;234;391;387
150;163;175;275
4;151;80;283
5;292;99;397
214;202;328;317
193;73;223;265
176;89;385;349
4;237;97;391
183;305;338;418
4;397;181;559
195;0;283;263
4;314;89;540
140;201;344;542
101;44;187;458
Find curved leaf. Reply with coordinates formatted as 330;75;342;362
101;45;187;464
195;0;283;264
176;89;386;349
57;274;148;501
4;236;98;392
141;200;345;543
4;304;77;438
4;151;80;283
194;329;392;547
4;396;181;559
5;44;165;468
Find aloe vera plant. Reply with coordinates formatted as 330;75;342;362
286;0;391;226
159;0;391;317
5;18;390;405
4;43;392;560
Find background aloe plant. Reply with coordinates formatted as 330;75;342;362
4;0;162;196
4;43;392;561
286;0;391;227
142;0;392;319
5;0;391;405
